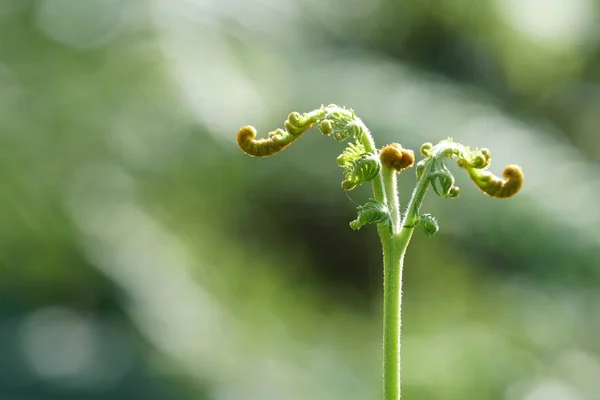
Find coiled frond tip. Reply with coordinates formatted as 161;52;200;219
467;164;524;199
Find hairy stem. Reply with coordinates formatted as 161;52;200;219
381;165;402;399
381;226;402;399
354;126;401;399
382;166;400;233
380;165;405;400
381;158;433;400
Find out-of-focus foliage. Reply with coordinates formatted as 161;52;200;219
1;0;599;399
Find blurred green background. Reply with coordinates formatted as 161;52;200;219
1;0;600;399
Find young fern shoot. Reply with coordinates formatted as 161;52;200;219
236;104;524;400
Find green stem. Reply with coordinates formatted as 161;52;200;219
381;229;402;400
354;124;401;399
381;159;433;400
353;111;432;400
382;166;400;233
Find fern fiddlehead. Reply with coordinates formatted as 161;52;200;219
236;106;523;400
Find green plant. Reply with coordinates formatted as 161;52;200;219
236;104;524;400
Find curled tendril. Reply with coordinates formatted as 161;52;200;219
237;104;368;158
419;139;524;200
455;145;522;198
349;199;391;231
237;126;292;158
380;143;415;172
420;142;433;157
237;111;316;157
463;164;524;198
